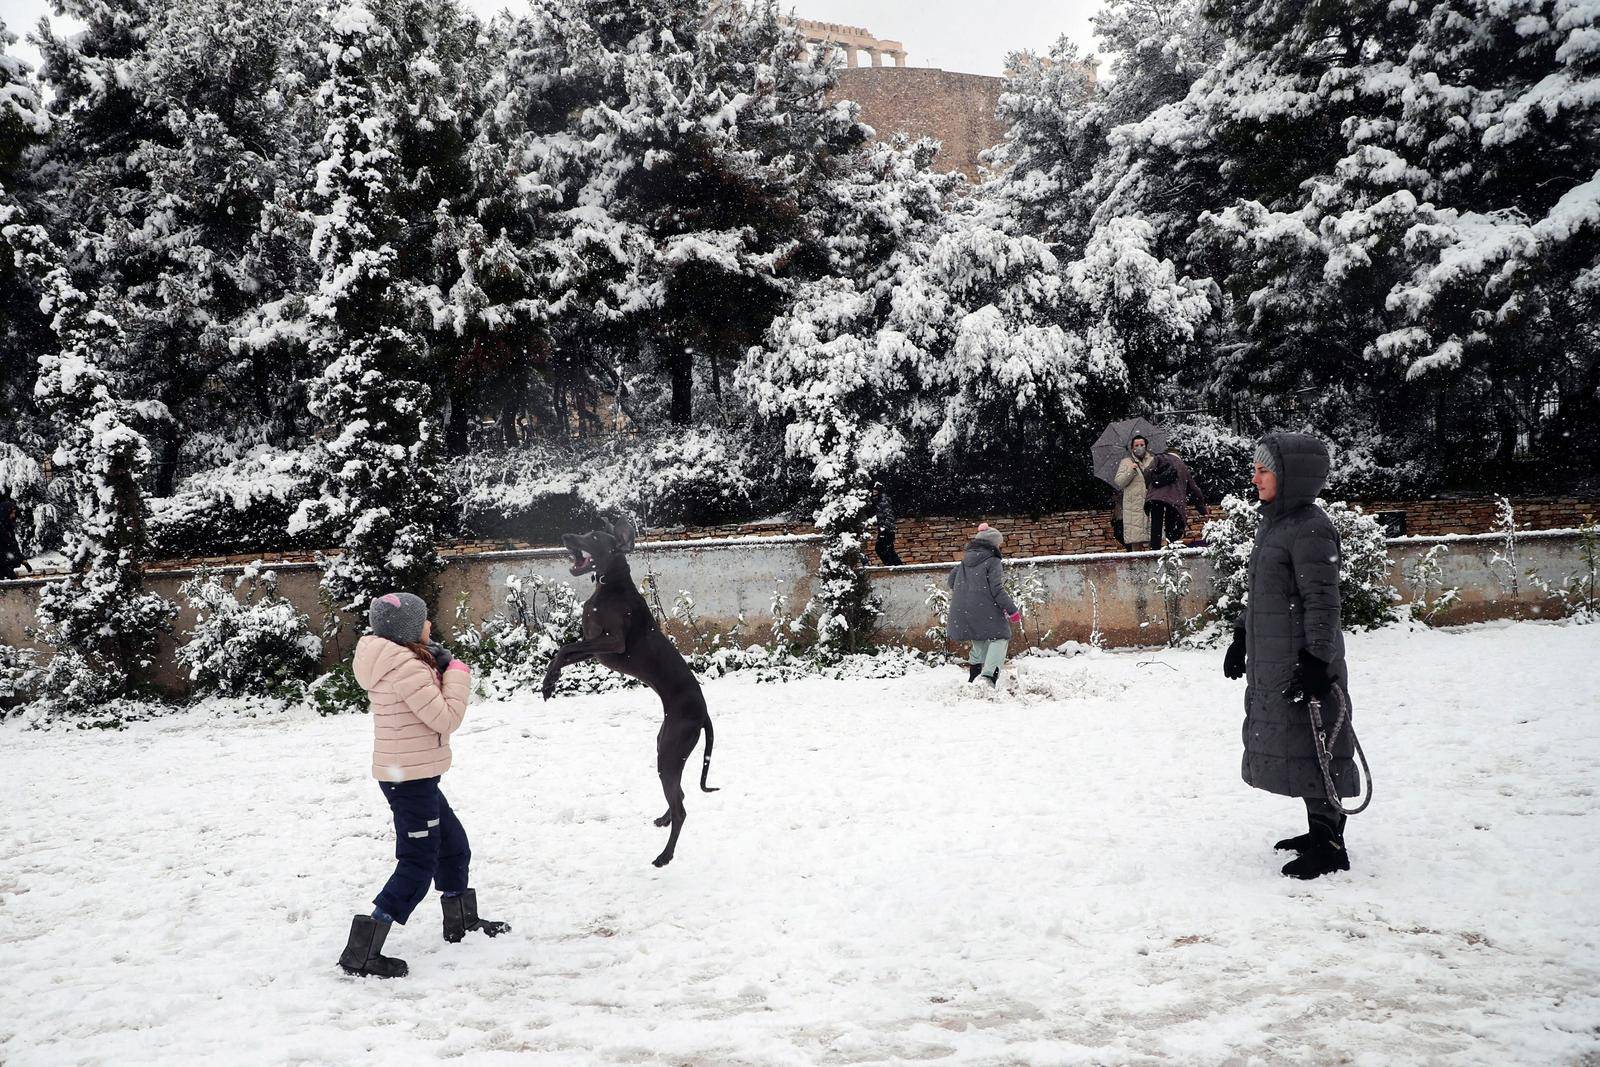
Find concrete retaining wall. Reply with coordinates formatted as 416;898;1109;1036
0;530;1588;694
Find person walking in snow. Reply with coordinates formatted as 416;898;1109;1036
1144;449;1208;549
946;523;1021;687
1112;436;1158;549
337;592;510;979
1222;433;1360;880
871;483;904;566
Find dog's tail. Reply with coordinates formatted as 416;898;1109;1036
699;716;719;792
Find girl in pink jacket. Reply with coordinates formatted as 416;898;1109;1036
336;591;509;979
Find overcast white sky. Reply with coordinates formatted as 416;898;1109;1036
2;0;1105;77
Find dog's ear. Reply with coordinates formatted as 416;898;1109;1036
611;517;636;553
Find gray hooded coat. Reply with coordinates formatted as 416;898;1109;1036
945;540;1019;642
1238;433;1358;799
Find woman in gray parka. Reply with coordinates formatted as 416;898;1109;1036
946;523;1021;687
1222;433;1360;880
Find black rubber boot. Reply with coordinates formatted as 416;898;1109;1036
338;915;408;978
967;664;983;683
1280;830;1350;880
981;672;999;688
442;890;511;943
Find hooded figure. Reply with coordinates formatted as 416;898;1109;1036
1225;432;1358;879
946;524;1021;685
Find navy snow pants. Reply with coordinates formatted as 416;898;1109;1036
373;777;471;924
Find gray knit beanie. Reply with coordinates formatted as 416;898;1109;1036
369;591;428;645
974;523;1004;548
1253;441;1281;476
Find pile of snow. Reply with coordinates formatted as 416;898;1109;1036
3;622;1598;1064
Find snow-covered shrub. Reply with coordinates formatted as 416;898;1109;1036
0;443;48;557
1324;437;1434;502
1004;564;1051;645
1529;516;1599;624
447;426;773;542
1165;416;1251;504
148;447;322;559
0;644;41;717
1489;496;1522;610
924;581;951;644
307;663;366;717
1405;545;1460;626
1201;494;1399;632
453;574;630;699
1150;544;1196;646
176;564;322;700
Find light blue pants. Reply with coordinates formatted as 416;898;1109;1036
967;639;1009;678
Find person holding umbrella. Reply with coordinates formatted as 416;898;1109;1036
1091;418;1168;550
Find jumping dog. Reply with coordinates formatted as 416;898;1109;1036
542;519;717;867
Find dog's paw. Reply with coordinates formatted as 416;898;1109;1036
651;853;673;868
653;815;671;827
540;678;556;701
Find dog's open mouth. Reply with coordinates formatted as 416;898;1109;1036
568;548;595;576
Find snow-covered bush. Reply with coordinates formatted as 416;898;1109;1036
148;447;322;559
0;444;48;557
1529;517;1599;624
1405;545;1461;627
0;644;41;716
1489;496;1522;610
448;426;772;541
1201;494;1399;633
453;574;629;699
1150;543;1196;646
176;564;322;700
307;663;366;717
1165;416;1251;504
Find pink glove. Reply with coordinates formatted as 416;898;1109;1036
445;660;470;674
1008;612;1022;624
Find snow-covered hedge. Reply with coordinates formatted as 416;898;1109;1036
1165;416;1252;503
147;447;322;559
1202;494;1400;635
176;564;323;700
450;426;777;542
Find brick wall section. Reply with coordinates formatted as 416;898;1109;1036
121;498;1596;574
644;498;1599;566
833;67;1007;179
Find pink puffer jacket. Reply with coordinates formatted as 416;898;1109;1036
351;635;472;782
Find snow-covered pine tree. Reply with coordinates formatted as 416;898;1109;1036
0;19;54;451
24;245;175;712
1171;0;1600;481
290;1;440;614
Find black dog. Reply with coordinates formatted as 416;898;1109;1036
542;518;717;867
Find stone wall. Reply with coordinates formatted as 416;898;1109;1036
653;498;1598;567
2;528;1591;695
833;67;1008;179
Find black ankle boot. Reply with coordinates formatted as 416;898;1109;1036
442;889;511;943
1274;832;1316;853
338;915;408;978
1280;835;1350;879
967;664;983;683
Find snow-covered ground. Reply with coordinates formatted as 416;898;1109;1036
5;622;1599;1065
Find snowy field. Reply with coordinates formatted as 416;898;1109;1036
5;622;1600;1066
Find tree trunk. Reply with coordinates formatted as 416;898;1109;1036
668;350;693;425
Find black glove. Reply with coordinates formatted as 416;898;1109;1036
1285;649;1333;705
1223;630;1246;679
427;641;454;673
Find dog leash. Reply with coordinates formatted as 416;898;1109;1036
1308;684;1373;816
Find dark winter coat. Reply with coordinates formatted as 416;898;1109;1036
1144;453;1207;527
945;541;1019;642
873;493;896;535
1238;434;1358;799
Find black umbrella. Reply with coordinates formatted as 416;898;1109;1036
1091;417;1168;486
